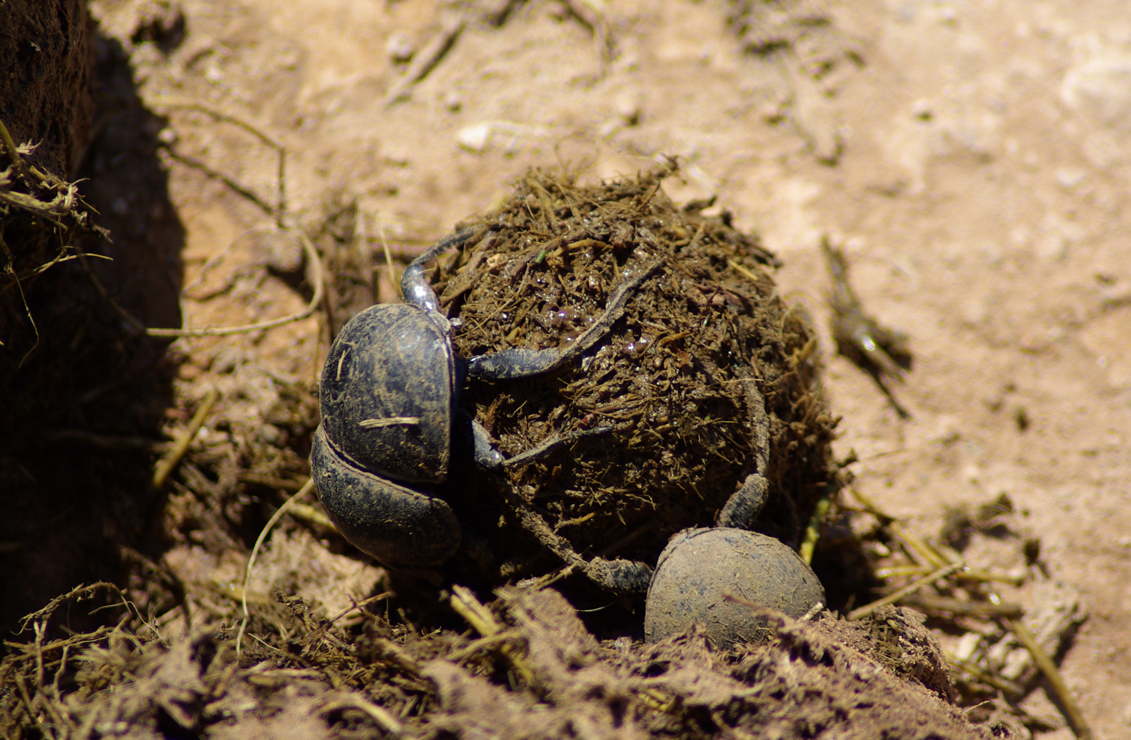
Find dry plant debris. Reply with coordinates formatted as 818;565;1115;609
848;487;1090;738
0;576;1018;738
821;237;913;418
0;119;102;356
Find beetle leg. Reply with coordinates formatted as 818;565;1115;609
501;426;612;467
401;227;484;312
472;420;648;594
466;259;663;380
717;379;771;530
470;417;505;471
717;473;769;530
513;502;653;595
471;417;611;472
739;378;770;473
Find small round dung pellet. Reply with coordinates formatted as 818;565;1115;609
644;527;825;648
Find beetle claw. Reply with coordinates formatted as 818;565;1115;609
470;418;505;471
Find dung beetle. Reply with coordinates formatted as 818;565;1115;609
312;227;665;590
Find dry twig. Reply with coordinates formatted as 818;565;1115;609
152;388;218;490
449;585;535;684
384;18;467;107
150;98;287;225
145;228;324;337
1004;617;1092;739
236;479;315;656
848;562;962;621
319;694;404;736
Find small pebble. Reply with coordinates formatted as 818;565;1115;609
456;122;492;153
615;92;643;126
386;32;415;64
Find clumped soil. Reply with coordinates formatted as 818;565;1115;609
432;166;838;581
0;581;1015;739
0;0;92;176
0;0;180;646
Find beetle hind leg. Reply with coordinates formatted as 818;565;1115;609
717;472;769;530
512;502;653;595
716;378;772;530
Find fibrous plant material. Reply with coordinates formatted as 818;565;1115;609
429;164;839;582
0;577;1014;739
821;237;913;417
0;119;98;345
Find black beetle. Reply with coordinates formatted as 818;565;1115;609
311;228;667;591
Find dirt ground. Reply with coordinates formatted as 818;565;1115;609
5;0;1130;737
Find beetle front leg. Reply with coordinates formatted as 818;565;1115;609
466;260;662;381
470;417;505;471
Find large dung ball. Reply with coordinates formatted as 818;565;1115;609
432;166;838;585
644;527;825;647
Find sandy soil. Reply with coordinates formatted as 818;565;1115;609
59;0;1131;736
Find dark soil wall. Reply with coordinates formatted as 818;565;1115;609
0;0;182;636
0;0;93;175
1;0;94;346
